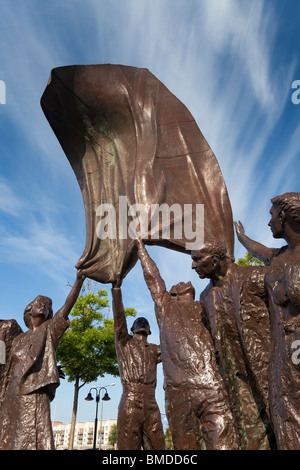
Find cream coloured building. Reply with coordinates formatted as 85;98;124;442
52;419;117;450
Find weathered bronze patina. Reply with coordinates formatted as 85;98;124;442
35;64;300;451
192;241;275;449
136;239;238;450
112;285;165;450
0;272;84;450
41;64;234;284
0;320;23;394
235;192;300;450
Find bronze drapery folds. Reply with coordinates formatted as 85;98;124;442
41;64;234;283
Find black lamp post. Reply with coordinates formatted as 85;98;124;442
85;386;111;450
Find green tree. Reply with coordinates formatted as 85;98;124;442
108;423;118;449
56;281;136;450
164;427;174;450
236;251;264;267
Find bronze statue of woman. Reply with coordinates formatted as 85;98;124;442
0;270;84;450
235;192;300;449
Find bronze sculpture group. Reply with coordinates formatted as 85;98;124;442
0;65;299;451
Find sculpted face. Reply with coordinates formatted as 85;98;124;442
29;296;51;328
191;250;220;280
131;317;151;336
268;205;284;239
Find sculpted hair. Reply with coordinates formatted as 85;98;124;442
271;192;300;232
198;240;235;262
170;282;195;299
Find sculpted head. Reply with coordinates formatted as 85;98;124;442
269;192;300;238
170;281;195;301
24;295;53;329
191;240;233;282
131;317;151;337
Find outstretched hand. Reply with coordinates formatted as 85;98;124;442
234;221;245;239
57;269;85;319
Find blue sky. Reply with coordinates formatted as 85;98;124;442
0;0;299;424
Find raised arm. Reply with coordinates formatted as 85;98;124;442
56;270;85;320
111;284;129;345
234;221;276;265
135;239;168;310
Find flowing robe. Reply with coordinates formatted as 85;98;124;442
265;253;300;449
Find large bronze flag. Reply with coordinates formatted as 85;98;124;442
41;64;234;283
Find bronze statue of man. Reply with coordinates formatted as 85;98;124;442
111;283;165;450
135;239;238;450
235;192;300;449
192;240;275;450
0;271;84;450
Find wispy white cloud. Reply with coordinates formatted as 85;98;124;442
266;124;300;194
0;175;82;284
0;177;25;216
200;0;278;109
1;0;294;223
89;0;296;228
0;1;297;284
178;1;296;233
0;2;84;176
0;219;81;283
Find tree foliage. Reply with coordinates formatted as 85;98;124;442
108;424;118;449
236;251;264;267
56;280;137;450
56;281;137;386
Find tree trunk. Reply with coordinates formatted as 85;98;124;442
68;374;80;450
